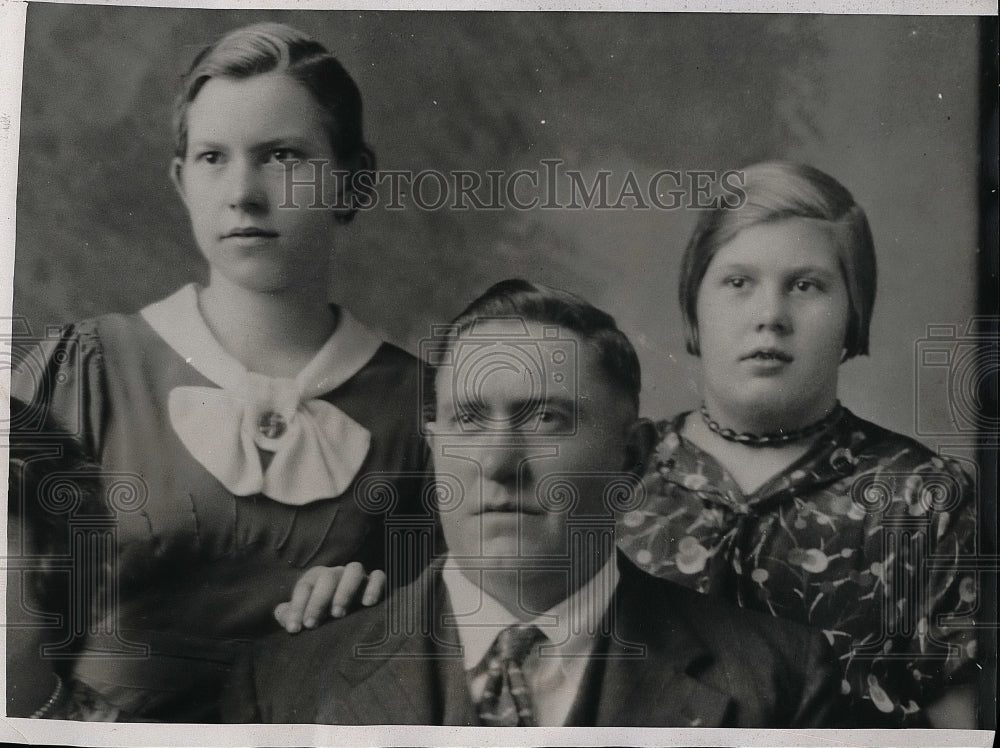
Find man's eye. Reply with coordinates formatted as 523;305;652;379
195;151;222;165
453;409;485;429
533;409;568;429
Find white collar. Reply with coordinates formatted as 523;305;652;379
441;553;620;670
140;283;383;397
137;283;384;505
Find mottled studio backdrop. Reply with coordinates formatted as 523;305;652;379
11;5;981;444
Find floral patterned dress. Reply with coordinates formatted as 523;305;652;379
616;409;980;727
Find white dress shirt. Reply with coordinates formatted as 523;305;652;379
441;554;619;726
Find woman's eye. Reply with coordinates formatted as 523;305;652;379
724;277;747;289
268;148;300;164
793;279;820;292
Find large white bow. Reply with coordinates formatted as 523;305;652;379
141;284;383;505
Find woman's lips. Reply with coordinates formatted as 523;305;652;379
224;227;278;239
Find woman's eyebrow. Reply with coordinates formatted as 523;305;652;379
254;136;321;151
186;138;224;150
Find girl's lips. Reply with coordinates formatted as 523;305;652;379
740;349;793;362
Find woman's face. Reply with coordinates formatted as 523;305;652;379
695;218;851;430
172;71;338;295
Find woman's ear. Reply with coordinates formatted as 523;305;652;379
333;146;376;224
170;158;189;208
353;146;375;174
623;417;658;477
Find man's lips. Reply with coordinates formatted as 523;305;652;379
740;348;793;363
477;502;543;516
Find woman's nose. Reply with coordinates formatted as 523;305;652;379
225;158;267;212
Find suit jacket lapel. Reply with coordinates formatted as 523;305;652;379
582;559;734;727
326;563;475;725
320;555;735;727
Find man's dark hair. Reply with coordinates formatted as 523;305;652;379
446;278;642;414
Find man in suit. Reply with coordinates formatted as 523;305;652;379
222;279;847;727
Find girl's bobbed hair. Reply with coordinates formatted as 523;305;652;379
678;161;877;360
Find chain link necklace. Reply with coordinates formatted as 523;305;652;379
700;401;844;447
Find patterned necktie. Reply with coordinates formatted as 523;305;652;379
477;624;542;727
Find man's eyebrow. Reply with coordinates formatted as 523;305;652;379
449;394;576;409
510;395;575;411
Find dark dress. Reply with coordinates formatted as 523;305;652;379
616;408;979;727
9;285;432;721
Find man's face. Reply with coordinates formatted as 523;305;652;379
427;319;640;568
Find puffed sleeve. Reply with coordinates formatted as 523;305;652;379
9;319;108;461
865;453;981;723
6;320;109;717
906;457;980;696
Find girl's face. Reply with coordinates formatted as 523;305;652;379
695;218;851;429
172;71;338;295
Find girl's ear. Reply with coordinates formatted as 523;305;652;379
170;158;188;208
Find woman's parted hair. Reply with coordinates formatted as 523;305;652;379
678;161;877;360
444;279;642;415
172;22;374;223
